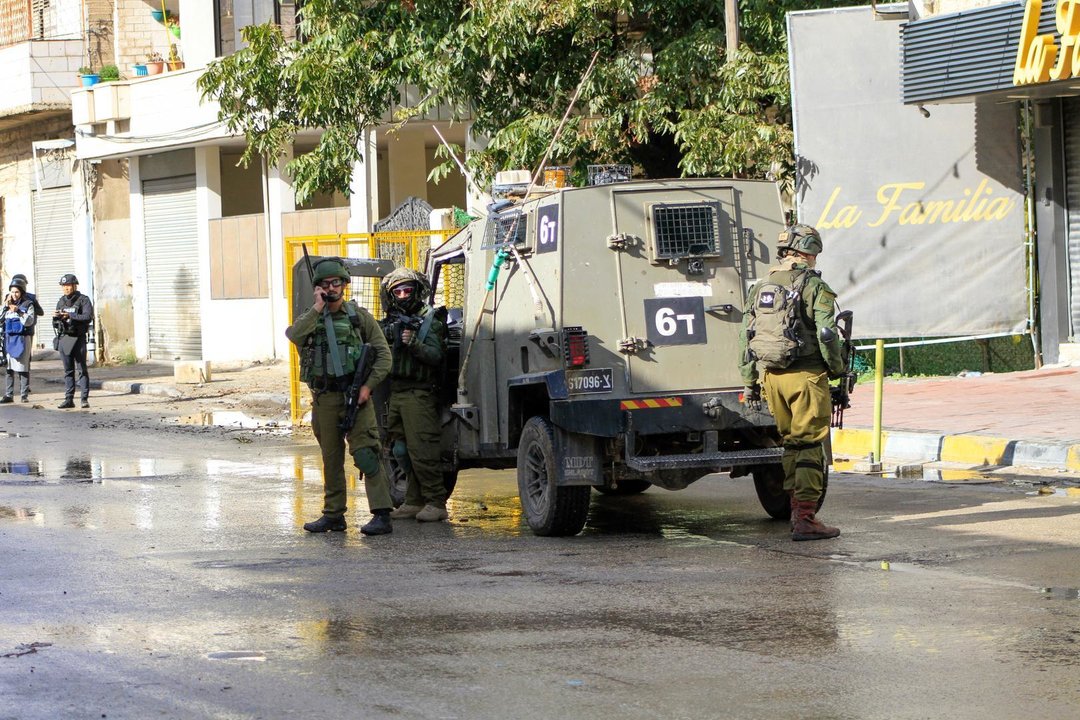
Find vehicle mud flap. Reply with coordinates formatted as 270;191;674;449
554;426;603;486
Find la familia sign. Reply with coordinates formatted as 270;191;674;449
814;179;1016;230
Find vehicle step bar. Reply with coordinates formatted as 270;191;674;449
623;429;783;472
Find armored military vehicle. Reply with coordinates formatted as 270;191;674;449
423;178;801;536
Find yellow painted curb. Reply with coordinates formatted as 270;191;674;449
832;428;880;458
939;435;1008;465
1066;446;1080;472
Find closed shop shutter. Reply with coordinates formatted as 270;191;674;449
32;186;74;342
1063;98;1080;340
143;175;201;359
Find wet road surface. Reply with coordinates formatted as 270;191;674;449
2;403;1080;719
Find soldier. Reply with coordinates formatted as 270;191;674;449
54;274;93;409
380;268;450;523
286;258;394;535
739;224;845;541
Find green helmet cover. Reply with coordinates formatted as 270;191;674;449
777;224;823;257
312;258;350;284
380;267;430;312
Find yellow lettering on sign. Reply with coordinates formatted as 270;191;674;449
1012;0;1080;86
815;186;863;229
818;181;1016;231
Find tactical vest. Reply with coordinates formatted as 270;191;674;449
746;268;819;370
386;305;447;386
299;302;367;385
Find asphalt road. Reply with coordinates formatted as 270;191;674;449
2;403;1079;719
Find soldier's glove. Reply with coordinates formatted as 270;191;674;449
742;385;762;412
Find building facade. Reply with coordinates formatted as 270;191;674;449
2;0;470;365
901;0;1080;363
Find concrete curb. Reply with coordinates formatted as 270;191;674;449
833;427;1080;473
41;375;183;399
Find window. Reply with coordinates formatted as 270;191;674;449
486;211;528;248
649;202;722;260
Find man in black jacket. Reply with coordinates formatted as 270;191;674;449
54;273;93;409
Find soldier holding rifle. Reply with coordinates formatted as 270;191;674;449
286;256;394;536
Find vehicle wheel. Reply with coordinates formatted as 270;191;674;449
752;464;828;520
443;469;458;499
594;479;651;496
517;417;591;536
384;454;408;508
753;465;790;520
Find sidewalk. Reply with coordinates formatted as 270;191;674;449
21;352;1080;474
834;365;1080;473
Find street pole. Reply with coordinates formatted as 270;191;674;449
726;0;740;62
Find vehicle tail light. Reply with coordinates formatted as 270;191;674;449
563;326;590;368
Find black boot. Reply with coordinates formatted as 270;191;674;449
58;399;75;409
303;515;347;533
360;510;392;536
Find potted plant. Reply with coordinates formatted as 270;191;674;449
132;62;147;77
145;51;165;75
99;64;120;83
166;44;184;71
77;65;99;87
150;8;172;23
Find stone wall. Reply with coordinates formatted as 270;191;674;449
116;0;179;72
92;158;135;360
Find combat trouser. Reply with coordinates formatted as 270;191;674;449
385;386;445;508
761;366;830;503
311;390;392;517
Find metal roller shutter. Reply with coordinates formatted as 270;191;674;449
1063;99;1080;341
32;186;74;342
143;175;201;359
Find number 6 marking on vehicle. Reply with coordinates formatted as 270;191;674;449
644;297;707;346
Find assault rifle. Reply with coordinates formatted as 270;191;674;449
829;309;856;428
339;343;376;432
384;310;423;351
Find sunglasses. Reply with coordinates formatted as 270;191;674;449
392;286;415;297
318;279;345;289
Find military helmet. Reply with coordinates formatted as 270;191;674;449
776;224;823;257
380;267;429;311
59;273;79;285
312;258;350;284
12;273;27;283
9;276;27;291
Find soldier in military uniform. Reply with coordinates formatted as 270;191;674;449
380;268;450;523
739;224;845;541
286;258;394;535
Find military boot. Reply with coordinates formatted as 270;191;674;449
416;504;448;522
360;510;393;536
390;504;424;519
303;515;347;533
791;500;840;541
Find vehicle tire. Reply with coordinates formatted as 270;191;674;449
594;478;651;496
516;416;591;536
386;459;458;507
752;464;828;520
385;454;408;508
443;469;459;499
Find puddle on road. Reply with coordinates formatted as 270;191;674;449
176;411;290;433
1040;587;1080;600
0;460;42;476
206;650;266;661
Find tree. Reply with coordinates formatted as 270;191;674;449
199;0;863;202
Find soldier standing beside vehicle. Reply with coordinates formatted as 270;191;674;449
54;274;93;409
739;224;845;541
380;269;450;523
286;258;394;536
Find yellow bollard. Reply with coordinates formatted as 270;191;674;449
873;339;885;463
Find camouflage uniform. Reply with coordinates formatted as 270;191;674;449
739;225;845;540
380;268;449;521
286;259;392;533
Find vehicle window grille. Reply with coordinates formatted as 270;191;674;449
651;203;720;258
488;211;528;247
